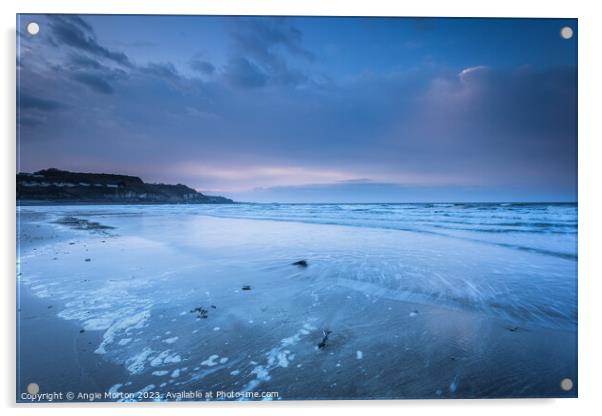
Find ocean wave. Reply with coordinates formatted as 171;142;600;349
189;203;577;260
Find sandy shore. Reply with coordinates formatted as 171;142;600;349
16;205;577;401
17;216;128;402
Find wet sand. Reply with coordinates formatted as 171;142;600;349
17;215;127;401
18;289;128;401
16;206;577;401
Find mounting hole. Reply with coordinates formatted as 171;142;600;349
560;26;573;40
26;22;40;35
560;378;574;391
27;382;39;395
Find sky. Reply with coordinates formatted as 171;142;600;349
17;15;577;202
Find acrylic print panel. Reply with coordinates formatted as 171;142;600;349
16;14;577;402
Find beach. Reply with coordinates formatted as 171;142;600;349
16;203;578;401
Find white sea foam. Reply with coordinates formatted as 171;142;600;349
201;354;219;367
108;384;122;394
95;309;151;354
150;350;181;367
241;320;316;394
118;338;132;346
126;347;153;375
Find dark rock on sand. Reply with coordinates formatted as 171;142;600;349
191;306;209;319
317;330;332;349
55;216;114;231
292;260;308;268
79;329;85;333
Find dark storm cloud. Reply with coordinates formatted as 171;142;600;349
223;57;268;88
232;18;315;62
18;92;66;111
18;114;46;127
65;15;94;32
17;92;67;129
63;53;130;96
144;62;181;80
223;18;314;88
43;16;186;96
48;15;132;68
73;72;115;94
189;59;215;75
68;53;104;70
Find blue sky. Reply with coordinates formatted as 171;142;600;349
17;15;577;202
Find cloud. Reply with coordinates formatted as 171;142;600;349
223;57;268;88
384;64;577;189
144;62;180;80
458;65;489;81
232;18;314;62
18;114;47;127
48;15;132;68
64;54;129;95
68;53;103;70
17;92;67;128
223;18;314;88
44;17;184;95
73;72;115;94
41;16;315;95
421;65;577;143
66;15;94;32
189;59;215;75
18;92;66;111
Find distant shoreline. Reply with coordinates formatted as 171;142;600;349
16;199;239;206
17;168;234;204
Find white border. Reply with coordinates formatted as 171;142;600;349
2;1;600;415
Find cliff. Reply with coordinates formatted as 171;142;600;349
17;168;234;204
